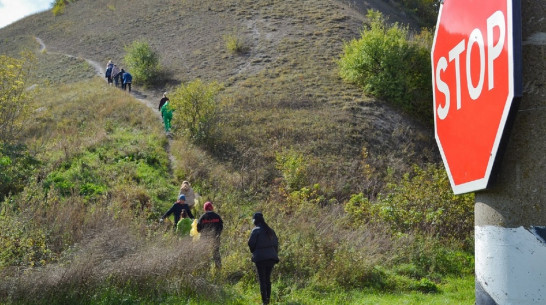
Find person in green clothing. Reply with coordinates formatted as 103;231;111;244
176;209;193;236
160;100;174;133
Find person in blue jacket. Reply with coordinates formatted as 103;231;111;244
121;69;132;92
248;212;279;305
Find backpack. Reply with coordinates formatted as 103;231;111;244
105;66;112;78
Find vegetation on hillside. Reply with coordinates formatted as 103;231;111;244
123;40;161;87
170;79;223;145
0;1;475;303
0;54;475;304
0;53;39;202
0;0;440;197
392;0;439;27
339;10;432;123
0;53;36;143
51;0;78;16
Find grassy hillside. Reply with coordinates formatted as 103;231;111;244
0;0;439;200
0;0;475;304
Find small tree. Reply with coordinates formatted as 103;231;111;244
338;10;432;122
170;79;222;143
275;149;308;192
123;40;160;87
0;53;38;200
0;53;35;144
223;32;249;54
51;0;77;16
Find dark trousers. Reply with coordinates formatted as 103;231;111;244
255;260;276;304
213;237;221;268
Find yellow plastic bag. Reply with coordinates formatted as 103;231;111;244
190;219;200;240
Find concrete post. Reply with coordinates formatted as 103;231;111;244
475;1;546;304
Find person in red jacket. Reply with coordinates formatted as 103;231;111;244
197;201;223;268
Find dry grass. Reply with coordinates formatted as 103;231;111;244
0;80;215;303
0;208;218;303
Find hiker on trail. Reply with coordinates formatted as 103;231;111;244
160;194;194;229
122;69;132;92
179;180;198;210
111;64;121;87
160;99;173;133
120;69;126;90
105;60;114;85
176;209;193;236
248;212;279;305
158;92;169;116
197;201;223;268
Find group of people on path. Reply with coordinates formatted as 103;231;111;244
159;181;223;268
105;60;171;133
159;180;279;304
105;60;132;92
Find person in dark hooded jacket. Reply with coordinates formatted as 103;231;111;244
160;194;194;229
248;212;279;305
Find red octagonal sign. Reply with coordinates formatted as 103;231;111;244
431;0;522;194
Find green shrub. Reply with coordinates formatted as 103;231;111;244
0;144;39;201
393;0;439;27
223;33;249;54
345;163;474;240
170;79;222;144
0;207;53;268
275;149;308;192
51;0;76;16
412;277;439;293
338;10;432;122
123;40;161;87
402;236;475;277
0;53;35;143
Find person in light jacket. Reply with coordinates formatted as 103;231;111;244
248;212;279;305
179;180;198;209
111;64;121;87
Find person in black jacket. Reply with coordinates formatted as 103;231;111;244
160;194;194;229
248;212;279;305
197;201;223;268
158;92;169;117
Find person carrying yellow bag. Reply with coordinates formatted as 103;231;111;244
190;218;200;240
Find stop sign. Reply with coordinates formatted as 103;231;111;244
431;0;522;194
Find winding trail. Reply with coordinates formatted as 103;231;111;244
35;36;176;173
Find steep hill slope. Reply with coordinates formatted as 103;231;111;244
0;0;438;198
